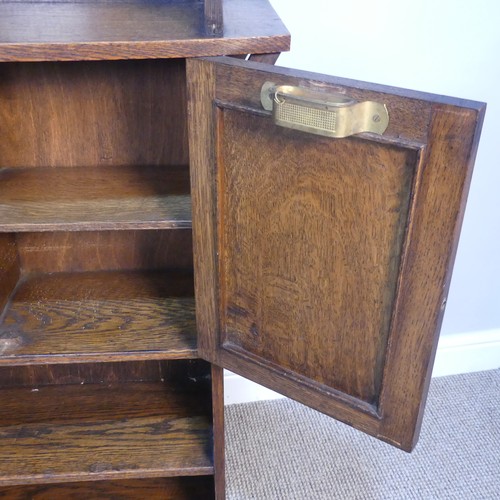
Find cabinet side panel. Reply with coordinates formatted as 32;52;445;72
0;59;188;168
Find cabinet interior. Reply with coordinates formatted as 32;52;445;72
0;58;194;363
0;58;218;493
0;230;196;364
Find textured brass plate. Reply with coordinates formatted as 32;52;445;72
261;81;389;138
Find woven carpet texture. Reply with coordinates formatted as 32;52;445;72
226;369;500;499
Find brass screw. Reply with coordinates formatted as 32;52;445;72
372;114;381;123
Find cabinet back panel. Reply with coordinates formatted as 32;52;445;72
0;59;188;168
16;230;193;273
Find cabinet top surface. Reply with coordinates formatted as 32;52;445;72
0;0;290;62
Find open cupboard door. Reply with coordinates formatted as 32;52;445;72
186;57;485;451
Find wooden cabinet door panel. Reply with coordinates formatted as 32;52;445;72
187;57;485;451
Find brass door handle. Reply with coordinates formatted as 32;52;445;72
260;81;389;138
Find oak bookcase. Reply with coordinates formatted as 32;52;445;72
0;1;485;499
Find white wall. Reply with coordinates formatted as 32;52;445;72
269;0;500;338
226;0;500;403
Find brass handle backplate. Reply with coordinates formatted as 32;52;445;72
260;82;389;139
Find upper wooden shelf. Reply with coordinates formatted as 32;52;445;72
0;0;290;62
0;165;191;232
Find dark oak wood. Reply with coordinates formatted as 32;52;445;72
378;105;485;449
205;0;224;36
0;477;215;500
187;56;485;451
0;0;289;62
218;110;417;405
0;60;188;169
16;230;193;273
0;166;191;232
187;58;218;364
0;270;198;365
0;377;213;486
0;2;291;497
0;359;210;389
2;0;485;494
211;366;225;500
0;374;212;424
0;235;20;313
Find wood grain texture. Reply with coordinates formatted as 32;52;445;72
187;57;486;451
0;270;197;364
0;0;289;62
0;165;191;232
0;234;19;312
0;59;188;168
0;380;213;486
218;110;417;404
17;230;193;274
0;476;215;500
0;359;211;389
186;57;218;360
0;381;212;427
377;104;486;450
211;365;225;500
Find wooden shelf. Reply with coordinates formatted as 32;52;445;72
0;270;198;365
0;0;290;62
0;476;215;500
0;165;191;232
0;380;213;486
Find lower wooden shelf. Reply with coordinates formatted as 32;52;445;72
0;476;215;500
0;378;214;486
0;270;198;364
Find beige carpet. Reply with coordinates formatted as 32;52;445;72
226;369;500;499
